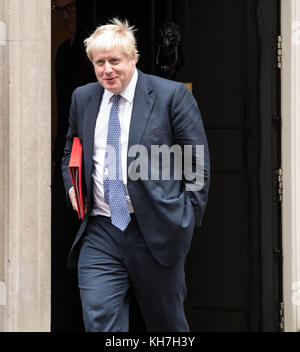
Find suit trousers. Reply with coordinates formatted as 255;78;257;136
77;215;190;332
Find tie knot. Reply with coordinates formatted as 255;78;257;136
112;94;120;105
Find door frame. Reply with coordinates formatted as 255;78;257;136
281;0;300;332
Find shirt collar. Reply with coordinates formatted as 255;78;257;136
120;68;138;104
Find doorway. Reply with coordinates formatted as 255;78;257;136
51;0;282;331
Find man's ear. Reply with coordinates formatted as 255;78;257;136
131;53;137;63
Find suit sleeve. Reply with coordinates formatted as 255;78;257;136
171;83;210;227
61;88;78;205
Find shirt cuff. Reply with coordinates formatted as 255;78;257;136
69;187;74;197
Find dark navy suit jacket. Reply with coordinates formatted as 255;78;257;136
62;69;210;269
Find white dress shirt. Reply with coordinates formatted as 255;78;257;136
91;69;138;216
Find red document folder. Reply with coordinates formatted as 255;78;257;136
69;137;84;219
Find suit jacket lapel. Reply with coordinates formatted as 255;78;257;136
83;83;103;203
127;70;155;161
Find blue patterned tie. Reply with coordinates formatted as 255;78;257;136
104;95;130;231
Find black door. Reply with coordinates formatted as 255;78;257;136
179;0;282;332
52;0;282;332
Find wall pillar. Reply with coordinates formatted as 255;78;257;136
0;0;51;331
0;0;8;331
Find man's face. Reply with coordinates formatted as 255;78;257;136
53;0;76;35
92;48;136;94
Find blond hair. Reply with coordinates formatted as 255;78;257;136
84;18;139;63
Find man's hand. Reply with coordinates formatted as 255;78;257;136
69;187;78;212
69;187;87;215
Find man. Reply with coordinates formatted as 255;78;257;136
62;18;210;332
52;0;76;35
53;0;77;162
53;0;94;167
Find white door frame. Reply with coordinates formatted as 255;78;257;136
281;0;300;332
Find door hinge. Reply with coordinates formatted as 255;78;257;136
272;115;281;123
277;35;282;69
279;302;284;331
275;168;283;201
273;248;282;257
